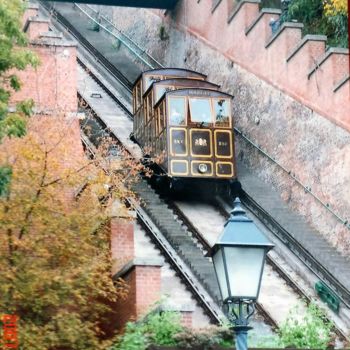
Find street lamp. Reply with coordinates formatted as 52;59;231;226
209;197;274;350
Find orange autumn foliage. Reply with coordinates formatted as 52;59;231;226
0;115;134;350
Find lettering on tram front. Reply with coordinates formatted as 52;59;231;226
195;138;207;147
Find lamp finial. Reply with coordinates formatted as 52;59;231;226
230;197;246;217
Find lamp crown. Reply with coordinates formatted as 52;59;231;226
231;197;246;216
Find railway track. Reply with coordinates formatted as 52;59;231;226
39;1;349;340
76;52;277;329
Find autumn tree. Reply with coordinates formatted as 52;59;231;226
0;0;39;196
0;115;138;349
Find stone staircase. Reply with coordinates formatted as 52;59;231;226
132;178;222;303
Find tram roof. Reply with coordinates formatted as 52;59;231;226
154;88;234;109
133;68;207;87
143;77;220;97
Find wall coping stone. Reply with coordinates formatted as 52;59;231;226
245;8;282;36
286;34;327;62
113;257;164;280
160;303;195;312
28;3;39;10
333;75;350;92
308;47;350;79
23;16;50;32
265;21;304;49
211;0;222;13
40;31;63;39
31;36;77;47
227;0;260;24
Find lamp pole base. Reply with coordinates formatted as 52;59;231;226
233;325;252;350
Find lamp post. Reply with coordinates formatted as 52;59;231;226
209;198;274;350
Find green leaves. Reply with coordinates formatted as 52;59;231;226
0;166;12;196
0;113;27;139
111;311;184;350
0;0;39;196
284;0;348;47
16;98;34;117
278;302;334;349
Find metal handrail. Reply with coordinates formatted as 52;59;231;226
85;4;164;68
127;197;224;324
74;3;163;70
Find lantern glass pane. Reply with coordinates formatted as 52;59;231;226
225;247;265;299
213;249;228;301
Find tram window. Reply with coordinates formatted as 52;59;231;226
144;75;162;91
214;99;231;127
189;98;212;124
156;86;166;101
156;86;176;102
147;94;153;121
168;97;186;126
136;83;141;109
159;102;165;131
158;107;163;133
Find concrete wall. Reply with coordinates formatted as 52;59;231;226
109;2;350;254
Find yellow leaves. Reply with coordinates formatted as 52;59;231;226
324;0;348;16
0;115;133;348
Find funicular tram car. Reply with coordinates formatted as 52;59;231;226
132;68;237;192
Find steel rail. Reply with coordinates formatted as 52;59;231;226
77;88;224;325
43;4;349;336
77;43;347;336
42;0;349;230
77;57;133;118
215;196;348;341
239;191;350;310
233;128;350;231
39;1;133;91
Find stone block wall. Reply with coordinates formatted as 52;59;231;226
109;2;350;254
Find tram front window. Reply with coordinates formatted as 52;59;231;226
214;99;230;127
169;97;186;126
189;98;212;124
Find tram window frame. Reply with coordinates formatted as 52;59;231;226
156;85;178;103
136;82;142;110
158;101;166;132
213;98;231;128
147;92;153;122
168;96;187;126
188;97;213;125
144;74;163;93
133;86;136;114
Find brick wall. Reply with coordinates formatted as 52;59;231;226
114;269;137;329
109;2;350;255
111;217;135;275
152;0;349;131
10;15;78;114
135;266;161;317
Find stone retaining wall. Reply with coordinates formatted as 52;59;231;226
107;2;350;254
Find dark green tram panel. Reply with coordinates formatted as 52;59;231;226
155;88;236;180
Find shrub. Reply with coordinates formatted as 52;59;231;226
278;302;334;349
110;311;183;350
174;326;233;349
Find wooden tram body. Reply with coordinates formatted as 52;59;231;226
132;68;237;188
